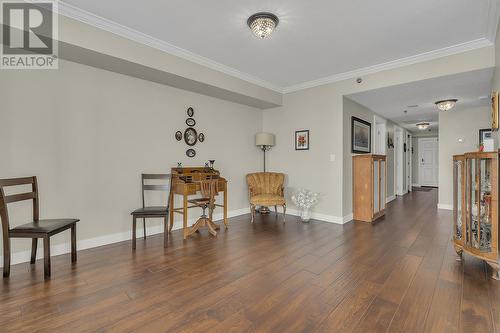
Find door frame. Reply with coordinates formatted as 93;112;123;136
394;126;404;196
407;133;413;192
418;137;439;187
373;115;387;155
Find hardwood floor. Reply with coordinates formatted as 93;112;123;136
1;188;499;332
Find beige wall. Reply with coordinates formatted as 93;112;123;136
262;85;343;221
0;59;263;264
438;106;491;207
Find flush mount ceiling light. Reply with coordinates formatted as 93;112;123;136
435;99;458;111
416;122;430;130
247;12;279;39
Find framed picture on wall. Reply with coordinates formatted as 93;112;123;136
295;130;309;150
351;117;371;153
479;128;492;145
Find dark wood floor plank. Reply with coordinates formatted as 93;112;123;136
1;189;498;333
352;254;422;333
387;207;450;332
423;240;463;333
460;256;494;333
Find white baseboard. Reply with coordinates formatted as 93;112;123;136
286;209;349;225
412;183;421;187
386;195;396;203
342;213;354;224
1;208;250;268
437;203;453;210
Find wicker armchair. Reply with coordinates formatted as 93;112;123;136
246;172;286;223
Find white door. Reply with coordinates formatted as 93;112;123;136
419;138;438;187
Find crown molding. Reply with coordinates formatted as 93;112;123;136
57;1;284;93
58;1;496;96
282;38;493;93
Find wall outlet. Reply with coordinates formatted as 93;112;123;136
330;154;336;162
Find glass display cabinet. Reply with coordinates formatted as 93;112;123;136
453;152;499;279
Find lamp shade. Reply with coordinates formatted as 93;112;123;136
255;132;275;146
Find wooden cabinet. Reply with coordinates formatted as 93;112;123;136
353;154;387;223
453;152;500;279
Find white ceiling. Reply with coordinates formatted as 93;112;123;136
347;68;494;133
60;0;498;91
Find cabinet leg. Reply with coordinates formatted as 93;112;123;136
453;244;463;262
486;261;500;281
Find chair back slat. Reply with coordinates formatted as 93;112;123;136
200;179;218;200
141;173;171;209
4;192;36;204
0;177;35;187
143;174;170;180
0;176;39;236
143;184;170;191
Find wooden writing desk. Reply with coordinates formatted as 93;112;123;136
169;167;228;239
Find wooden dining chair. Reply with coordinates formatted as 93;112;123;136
130;174;171;249
0;176;79;279
187;177;219;237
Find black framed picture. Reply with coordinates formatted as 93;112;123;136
185;118;196;127
187;107;194;117
479;128;492;144
295;130;309;150
351;117;371;153
175;131;182;141
198;133;205;142
186;149;196;158
184;127;198;146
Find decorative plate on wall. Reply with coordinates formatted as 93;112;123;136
185;118;196;127
184;127;198;146
198;133;205;142
175;131;182;141
186;149;196;158
187;107;194;117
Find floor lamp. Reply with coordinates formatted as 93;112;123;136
255;132;275;214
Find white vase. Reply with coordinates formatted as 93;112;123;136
300;208;311;222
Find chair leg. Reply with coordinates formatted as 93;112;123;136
3;238;10;278
282;204;286;223
163;216;168;248
43;237;51;279
206;218;217;237
274;205;277;213
132;216;137;250
143;218;147;240
30;238;38;264
250;204;255;223
71;224;77;263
